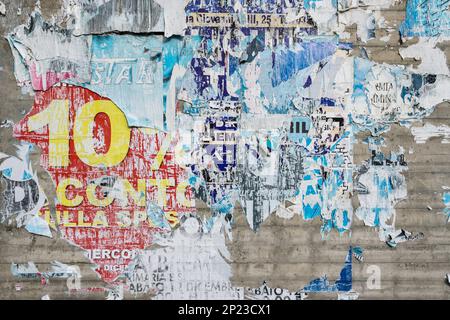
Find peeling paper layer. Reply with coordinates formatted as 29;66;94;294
65;0;164;35
399;37;450;76
0;1;5;16
7;12;92;91
5;0;448;294
0;144;51;238
351;58;450;134
155;0;189;37
400;0;450;38
125;217;244;299
81;35;164;129
355;148;408;241
411;123;450;144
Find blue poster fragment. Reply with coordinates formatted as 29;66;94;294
82;35;164;129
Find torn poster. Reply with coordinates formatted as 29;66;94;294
7;12;92;92
385;229;424;248
351;58;450;134
4;0;450;299
125;216;244;299
411;123;450;144
154;0;189;37
11;261;80;281
0;145;51;237
13;84;195;282
337;0;396;43
80;35;164;129
65;0;164;35
400;0;450;38
247;246;355;299
355;147;408;241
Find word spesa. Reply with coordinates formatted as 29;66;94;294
40;209;160;228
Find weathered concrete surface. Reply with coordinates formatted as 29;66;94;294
0;0;450;300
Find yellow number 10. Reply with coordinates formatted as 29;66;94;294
28;100;131;168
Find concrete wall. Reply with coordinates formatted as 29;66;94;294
1;0;450;300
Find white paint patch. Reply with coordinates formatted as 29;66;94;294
0;1;6;15
399;37;450;76
155;0;189;37
411;123;450;144
241;58;267;114
338;9;377;43
14;186;25;202
305;0;338;34
380;34;392;42
182;216;200;235
355;165;408;241
167;65;187;132
275;205;295;220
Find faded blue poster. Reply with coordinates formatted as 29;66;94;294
83;35;164;129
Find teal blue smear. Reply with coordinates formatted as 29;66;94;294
301;164;352;235
2;167;32;181
306;185;317;195
443;192;450;222
352;246;363;257
22;171;32;180
304;203;321;220
211;195;234;215
353;58;373;100
373;208;382;227
1;168;12;179
147;202;171;231
163;36;201;81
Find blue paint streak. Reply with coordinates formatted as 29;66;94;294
302;247;352;292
